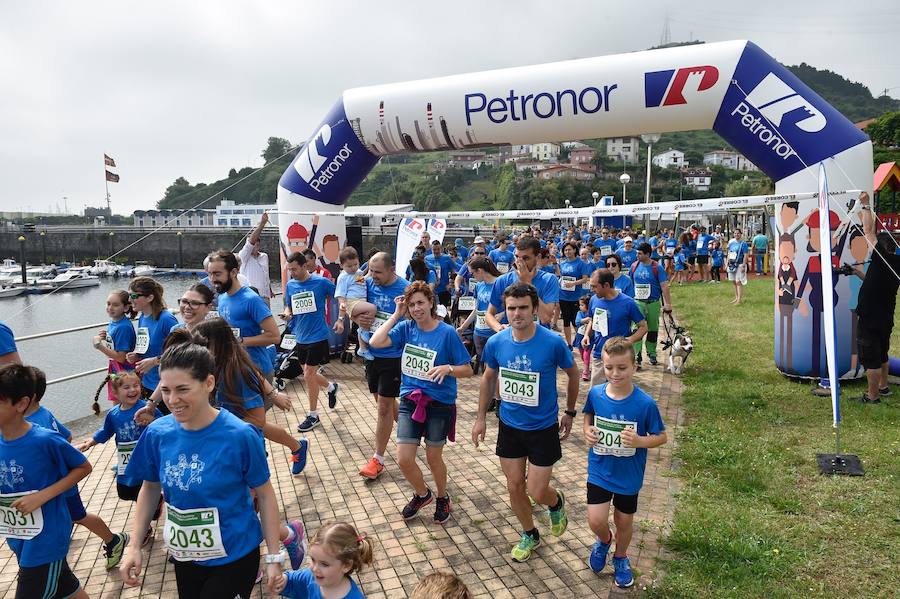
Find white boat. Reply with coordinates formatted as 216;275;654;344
132;262;155;277
89;259;122;277
0;286;25;298
0;259;19;283
48;270;101;289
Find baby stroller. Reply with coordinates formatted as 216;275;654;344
273;331;303;391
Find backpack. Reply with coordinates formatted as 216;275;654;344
630;260;661;283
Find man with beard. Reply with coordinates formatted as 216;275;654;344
206;250;281;400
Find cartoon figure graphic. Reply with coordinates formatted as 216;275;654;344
506;355;533;371
775;233;799;371
796;207;849;378
164;453;206;492
280;216;320;288
317;234;342;280
846;192;873;375
117;420;141;443
0;460;24;490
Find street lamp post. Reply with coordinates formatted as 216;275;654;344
619;173;631;204
177;231;184;269
39;231;46;265
641;133;661;232
17;235;26;284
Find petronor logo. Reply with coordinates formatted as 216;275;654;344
645;65;719;107
743;73;826;133
294;123;354;191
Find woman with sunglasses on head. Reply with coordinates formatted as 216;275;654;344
604;254;634;298
125;277;178;409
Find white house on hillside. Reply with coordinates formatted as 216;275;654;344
703;149;758;171
531;143;560;161
681;167;712;191
605;137;640;164
652;149;686;169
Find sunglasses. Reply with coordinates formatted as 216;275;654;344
473;252;486;255
606;262;619;267
179;299;209;308
128;292;145;299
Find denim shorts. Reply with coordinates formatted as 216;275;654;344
396;397;454;446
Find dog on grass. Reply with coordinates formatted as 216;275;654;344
667;334;694;375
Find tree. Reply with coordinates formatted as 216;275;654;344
865;112;900;148
261;137;293;163
161;177;193;204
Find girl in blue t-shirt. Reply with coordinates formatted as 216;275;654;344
274;522;373;599
574;296;593;381
710;241;724;283
673;247;687;285
120;342;286;597
93;289;136;403
126;277;178;404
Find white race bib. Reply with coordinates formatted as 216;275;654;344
280;334;297;350
230;327;241;339
600;246;612;256
117;440;138;476
577;323;587;336
475;310;487;330
498;367;540;407
497;262;510;273
635;284;651;300
666;247;675;256
401;344;437;380
433;265;441;281
0;491;44;540
164;504;227;562
468;279;476;293
727;250;738;261
101;336;115;351
592;416;638;457
458;296;476;312
291;291;317;315
561;276;576;292
592;308;609;337
369;310;391;333
207;310;219;319
134;327;150;354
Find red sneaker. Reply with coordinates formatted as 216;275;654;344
359;457;384;480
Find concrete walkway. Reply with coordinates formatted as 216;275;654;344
0;346;682;598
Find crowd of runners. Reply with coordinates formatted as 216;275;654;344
0;220;769;598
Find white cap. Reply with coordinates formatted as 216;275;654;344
623;236;633;242
473;236;485;244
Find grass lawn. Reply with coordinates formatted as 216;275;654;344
650;277;900;599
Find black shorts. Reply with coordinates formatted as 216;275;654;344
587;482;639;514
173;547;259;599
559;300;580;327
117;483;163;519
294;339;330;366
696;255;709;265
437;290;452;307
857;320;891;370
365;357;401;398
687;256;696;265
16;559;80;599
495;419;562;467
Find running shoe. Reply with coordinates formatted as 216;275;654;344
510;531;541;562
291;438;309;475
327;383;339;409
613;555;634;588
849;394;881;404
141;526;153;548
104;532;129;569
589;534;613;573
359;457;384;480
401;489;434;520
357;348;374;361
581;373;590;382
434;494;452;524
297;414;321;433
548;490;568;536
649;356;658;366
283;519;307;570
879;386;891;397
635;356;642;371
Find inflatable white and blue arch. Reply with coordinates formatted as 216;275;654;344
277;40;873;379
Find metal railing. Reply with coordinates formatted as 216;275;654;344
14;321;109;386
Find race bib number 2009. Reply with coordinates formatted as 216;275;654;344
134;327;150;354
291;291;317;314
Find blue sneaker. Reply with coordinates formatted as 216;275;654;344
613;555;634;588
290;439;309;475
589;535;612;573
282;519;306;570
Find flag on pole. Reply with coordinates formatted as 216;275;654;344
105;170;120;183
817;163;840;427
104;154;116;167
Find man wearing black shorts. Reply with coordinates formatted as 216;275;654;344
852;196;900;403
473;283;580;562
352;252;409;479
281;251;339;432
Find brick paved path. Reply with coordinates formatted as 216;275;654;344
0;348;682;598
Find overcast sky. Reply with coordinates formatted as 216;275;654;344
1;0;897;215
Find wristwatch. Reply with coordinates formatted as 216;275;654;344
264;553;285;564
449;364;455;374
564;409;577;418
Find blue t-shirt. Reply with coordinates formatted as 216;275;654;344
218;286;274;375
617;248;638;269
664;238;677;258
92;400;162;486
285;275;336;344
455;263;473;296
630;261;667;302
405;266;437;286
387;320;471;405
727;240;750;264
648;236;659;260
366;277;410;359
25;406;71;441
0;320;15;358
474;280;496;338
282;568;365;599
488;248;514;271
614;274;634;298
573;310;591;349
425;253;457;293
696;234;713;256
583;383;666;495
215;371;265;417
108;317;136;356
482;325;574;431
711;249;724;267
136;310;179;391
126;409;269;567
489;270;560;318
455;244;469;262
593;238;616;256
0;425;87;567
752;234;769;251
588;292;646;358
334;270;367;300
674;252;687;271
559;259;590;302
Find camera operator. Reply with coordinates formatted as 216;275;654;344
852;192;900;403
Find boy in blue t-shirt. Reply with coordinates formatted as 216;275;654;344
582;337;667;588
0;364;93;599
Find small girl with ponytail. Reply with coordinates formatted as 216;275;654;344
274;522;374;598
93;289;137;403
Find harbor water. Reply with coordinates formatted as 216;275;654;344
3;276;284;426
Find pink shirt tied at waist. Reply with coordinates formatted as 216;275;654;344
406;389;457;443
